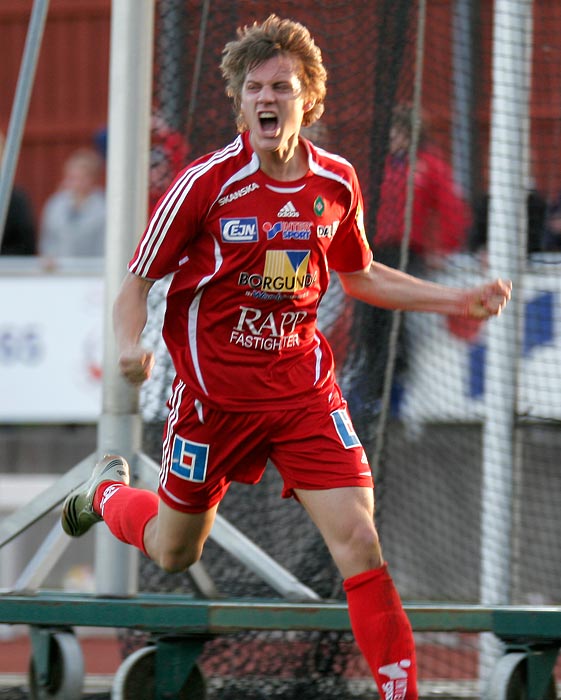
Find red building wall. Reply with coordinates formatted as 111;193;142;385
0;0;111;225
2;0;561;237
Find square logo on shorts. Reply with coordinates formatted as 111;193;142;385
170;435;209;482
331;408;361;449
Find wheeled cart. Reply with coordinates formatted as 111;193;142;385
0;593;560;700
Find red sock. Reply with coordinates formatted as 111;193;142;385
344;564;418;700
93;482;159;558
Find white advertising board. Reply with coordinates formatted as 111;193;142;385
399;261;561;425
0;257;559;425
0;276;103;422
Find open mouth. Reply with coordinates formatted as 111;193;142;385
259;111;279;134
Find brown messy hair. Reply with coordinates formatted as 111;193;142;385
220;14;327;132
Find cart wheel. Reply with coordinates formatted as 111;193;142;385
29;630;84;700
112;644;207;700
483;651;557;700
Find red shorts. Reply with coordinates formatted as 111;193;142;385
158;380;373;513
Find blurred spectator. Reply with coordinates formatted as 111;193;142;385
94;111;190;215
375;104;471;271
468;189;546;255
347;105;471;451
148;111;190;213
0;130;36;255
39;148;106;258
542;194;561;252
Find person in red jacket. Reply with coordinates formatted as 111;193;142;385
376;104;471;264
346;106;473;447
148;111;191;214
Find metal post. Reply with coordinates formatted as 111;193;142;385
480;0;532;677
94;0;155;596
0;0;50;246
452;0;474;200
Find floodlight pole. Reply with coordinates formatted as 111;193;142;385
94;0;154;596
480;0;532;675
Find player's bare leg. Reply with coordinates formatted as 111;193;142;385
62;454;218;574
142;500;218;572
294;486;382;578
295;485;418;700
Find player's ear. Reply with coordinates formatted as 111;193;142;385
304;99;315;112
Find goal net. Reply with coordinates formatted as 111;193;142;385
133;1;561;697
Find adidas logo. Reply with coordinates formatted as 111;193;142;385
379;659;411;700
99;484;122;515
277;201;299;217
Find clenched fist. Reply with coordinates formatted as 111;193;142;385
462;279;512;319
118;346;155;385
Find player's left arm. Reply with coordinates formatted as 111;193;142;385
338;260;511;319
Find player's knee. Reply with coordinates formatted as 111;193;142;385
328;520;382;573
347;522;383;564
157;546;201;573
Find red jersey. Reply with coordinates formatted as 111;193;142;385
129;132;372;411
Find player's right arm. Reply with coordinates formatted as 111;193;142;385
339;261;511;319
113;272;156;385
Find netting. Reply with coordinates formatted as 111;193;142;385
127;0;561;697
